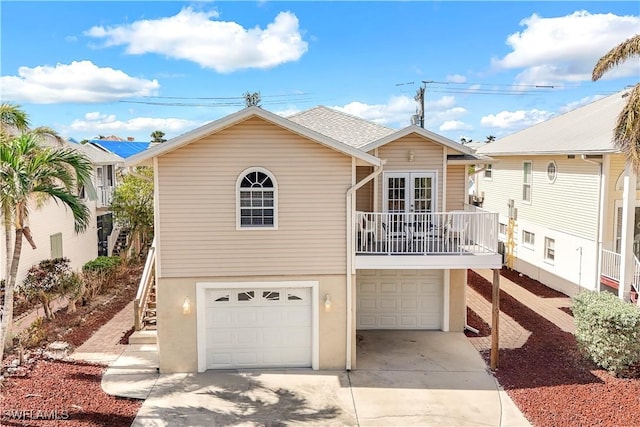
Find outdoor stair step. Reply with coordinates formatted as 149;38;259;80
128;330;157;345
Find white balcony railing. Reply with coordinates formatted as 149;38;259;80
356;211;498;256
97;185;114;208
601;249;621;283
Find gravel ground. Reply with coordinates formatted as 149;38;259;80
1;265;144;426
468;269;640;427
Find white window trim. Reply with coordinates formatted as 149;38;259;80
196;281;319;372
522;160;532;204
544;237;555;265
498;223;507;241
484;164;493;181
522;230;535;249
235;167;278;230
547;161;557;184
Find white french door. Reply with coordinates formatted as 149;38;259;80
384;172;436;214
383;172;436;237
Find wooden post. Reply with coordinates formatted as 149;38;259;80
490;268;500;370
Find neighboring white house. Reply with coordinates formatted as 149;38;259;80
475;89;639;301
126;106;501;373
0;138;123;286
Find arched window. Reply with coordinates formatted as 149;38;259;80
236;168;277;229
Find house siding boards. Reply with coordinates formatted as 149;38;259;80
375;134;445;211
480;155;599;241
446;165;466;211
156;117;351;278
356;166;374;211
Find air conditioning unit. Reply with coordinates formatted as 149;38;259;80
498;241;506;265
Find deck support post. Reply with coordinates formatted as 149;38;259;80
490;268;500;371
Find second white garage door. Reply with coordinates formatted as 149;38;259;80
204;287;312;369
356;270;444;330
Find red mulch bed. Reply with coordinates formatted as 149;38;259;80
468;270;640;426
1;264;144;426
464;307;491;337
559;306;573;317
500;267;568;298
0;359;139;426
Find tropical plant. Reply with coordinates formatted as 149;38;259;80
58;271;85;313
110;167;154;258
0;122;92;362
244;91;261;107
20;258;72;319
592;34;640;168
485;135;496;143
150;130;166;144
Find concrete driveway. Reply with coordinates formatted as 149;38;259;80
130;331;530;426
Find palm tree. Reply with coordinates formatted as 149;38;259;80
0;131;93;363
485;135;496;143
1;104;30;282
150;130;166;144
592;34;640;168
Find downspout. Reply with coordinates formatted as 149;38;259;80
581;155;604;291
345;161;384;371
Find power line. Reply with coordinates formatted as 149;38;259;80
139;92;309;100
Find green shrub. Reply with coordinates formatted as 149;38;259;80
82;256;121;274
20;258;72;319
572;291;640;376
82;256;122;301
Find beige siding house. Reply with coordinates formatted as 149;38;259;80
126;106;501;373
476;89;639;301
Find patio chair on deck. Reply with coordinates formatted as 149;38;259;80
445;211;468;251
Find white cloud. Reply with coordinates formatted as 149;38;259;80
446;74;467;83
493;11;640;84
86;8;308;73
332;95;416;127
1;61;159;104
480;109;553;129
275;108;301;117
64;113;202;139
439;120;473;131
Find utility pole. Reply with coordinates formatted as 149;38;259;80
414;86;425;128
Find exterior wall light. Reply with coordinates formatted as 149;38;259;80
408;150;415;162
324;294;332;312
182;297;191;315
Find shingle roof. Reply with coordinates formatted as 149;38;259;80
287;106;396;148
90;140;150;158
477;89;630;156
72;142;124;164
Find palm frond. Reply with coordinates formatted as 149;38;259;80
613;84;640;171
0;103;30;132
593;34;640;81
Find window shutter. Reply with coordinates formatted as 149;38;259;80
50;233;63;259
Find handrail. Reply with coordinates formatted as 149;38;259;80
134;237;156;331
355;211;498;255
601;249;621;282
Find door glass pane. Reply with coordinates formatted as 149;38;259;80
387;177;406;213
413;176;432;213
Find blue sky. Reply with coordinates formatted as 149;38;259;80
1;1;639;143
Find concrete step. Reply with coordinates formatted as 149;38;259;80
128;330;157;345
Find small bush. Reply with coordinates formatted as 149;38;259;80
82;256;121;274
82;256;122;301
20;258;72;319
572;291;640;376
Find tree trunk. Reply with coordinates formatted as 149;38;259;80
40;293;55;320
67;298;77;314
3;213;11;281
0;229;23;365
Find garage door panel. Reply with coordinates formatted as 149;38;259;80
205;287;312;369
357;270;443;330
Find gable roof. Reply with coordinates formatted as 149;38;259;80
90;140;151;158
125;106;382;167
360;125;474;155
287;106;396;148
71;141;124;165
477;89;630;156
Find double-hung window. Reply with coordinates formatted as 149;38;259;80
237;168;277;229
522;230;535;248
484;164;493;180
544;237;555;263
523;161;532;203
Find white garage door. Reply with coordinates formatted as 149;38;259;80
357;270;443;329
204;287;312;369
